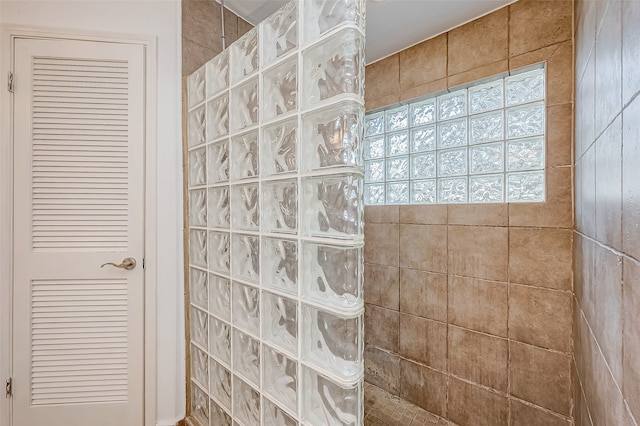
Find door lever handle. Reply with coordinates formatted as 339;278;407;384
101;257;137;270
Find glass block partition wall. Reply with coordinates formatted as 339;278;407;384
186;1;365;425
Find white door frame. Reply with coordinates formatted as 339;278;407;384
0;26;158;426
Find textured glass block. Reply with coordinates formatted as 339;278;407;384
209;358;232;410
303;0;365;44
231;184;259;230
188;148;206;186
412;153;436;179
507;102;545;139
191;344;208;390
301;174;363;239
438;148;468;177
507;171;545;202
231;234;260;283
208;231;230;274
188;65;205;108
411;125;436;153
302;28;364;107
189;267;207;310
386;131;409;156
232;282;260;336
507;137;545;171
233;329;260;387
189;229;207;268
263;179;298;233
386;156;409;181
469;80;504;114
206;49;229;98
438;89;467;120
302;366;362;426
207;140;229;183
230;77;259;132
230;27;259;84
206;95;229;141
263;346;297;414
188;106;206;148
190;306;208;349
301;242;363;310
364;136;384;159
301;101;363;171
364;183;385;205
470;111;504;145
209;273;231;322
234;376;260;426
261;237;298;294
470;142;504;175
438;118;467;148
364;160;384;183
387;182;409;205
301;304;362;381
365;111;384;136
263;396;297;426
210;399;232;426
209;316;231;366
262;292;297;355
191;382;209;426
262;119;297;175
470;174;504;203
411;98;436;126
506;68;545;106
263;57;297;120
439;177;468;203
385;105;408;131
262;1;298;66
411;180;436;204
207;186;230;229
189;189;207;227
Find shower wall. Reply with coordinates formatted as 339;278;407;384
362;1;574;424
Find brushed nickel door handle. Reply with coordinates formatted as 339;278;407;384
101;257;137;270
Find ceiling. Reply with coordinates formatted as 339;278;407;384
220;0;515;64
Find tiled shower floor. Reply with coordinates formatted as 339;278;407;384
364;382;448;425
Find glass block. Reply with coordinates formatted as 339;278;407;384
506;68;545;106
209;358;232;410
262;1;298;66
188;148;206;186
303;0;365;44
506;102;545;139
262;292;297;355
507;171;545;202
231;234;260;283
470;142;504;175
438;118;467;148
230;184;259;230
470;111;504;145
233;376;260;426
301;242;363;311
301;174;363;239
411;98;436;126
387;181;409;205
364;160;385;182
438;177;468;203
263;396;297;426
233;329;260;387
469;79;504;114
206;49;229;98
470;174;504;203
230;27;259;84
209;316;231;366
210;399;232;426
261;237;298;294
386;156;409;181
365;111;384;136
263;347;297;414
438;148;468;177
189;267;207;310
191;344;208;390
188;106;206;148
189;229;207;268
207;186;230;229
263;179;298;233
190;306;208;349
230;77;259;132
209;273;231;322
385;105;408;131
438;89;467;120
207;140;229;183
411;125;436;153
411;180;436;204
301;304;363;381
302;366;362;426
208;231;230;274
386;131;409;156
411;153;436;179
364;183;385;205
262;119;297;175
189;189;207;227
507;137;545;171
364;136;384;159
206;95;229;141
302;28;364;108
191;382;209;426
232;282;260;336
262;57;297;120
301;101;364;171
188;65;205;108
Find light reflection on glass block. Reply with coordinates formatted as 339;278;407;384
209;316;231;365
439;177;468;203
210;399;232;425
189;229;207;268
189;189;207;227
506;68;545;106
230;131;259;180
262;57;297;120
261;237;297;294
208;231;230;274
233;329;260;387
233;282;260;337
386;156;409;181
386;105;408;131
209;273;231;322
206;49;229;98
507;137;545;171
207;141;229;183
262;119;297;175
470;142;504;175
206;95;229;141
191;382;209;426
188;106;206;147
411;180;436;204
231;184;259;230
191;344;208;390
438;148;467;177
188;65;205;108
438;89;467;120
190;306;208;349
412;153;436;179
365;136;384;159
469;80;503;114
411;125;436;152
411;98;436;126
387;182;409;205
386;131;409;156
230;78;259;132
365;183;385;205
303;0;365;44
234;376;260;426
262;1;297;66
190;268;207;310
365;112;384;136
470;111;504;144
210;357;232;410
365;160;385;182
301;366;362;426
188;148;206;186
438;118;467;148
262;347;297;415
230;27;259;84
507;171;545;202
507;102;545;139
263;180;298;233
231;234;260;283
263;396;297;426
208;186;230;229
262;292;297;355
470;174;504;203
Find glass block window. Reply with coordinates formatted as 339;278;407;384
364;67;546;205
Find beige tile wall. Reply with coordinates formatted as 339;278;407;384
363;0;575;424
574;0;640;425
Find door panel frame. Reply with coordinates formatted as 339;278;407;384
0;26;158;426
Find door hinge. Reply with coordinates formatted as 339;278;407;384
7;72;14;93
5;377;12;398
142;257;145;269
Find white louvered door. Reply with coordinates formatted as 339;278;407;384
12;37;145;426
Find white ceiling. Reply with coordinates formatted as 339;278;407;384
220;0;515;64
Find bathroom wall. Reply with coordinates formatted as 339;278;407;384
573;1;640;425
363;0;575;424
